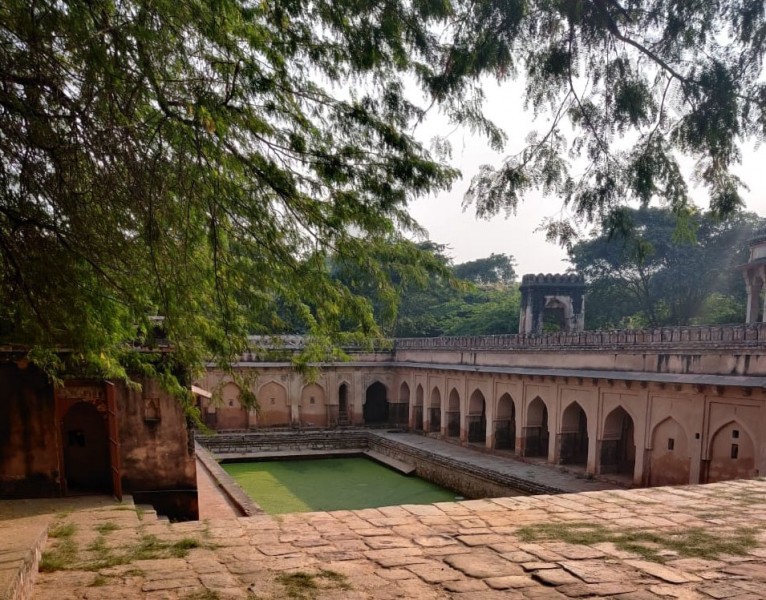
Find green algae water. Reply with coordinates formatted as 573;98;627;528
222;457;458;514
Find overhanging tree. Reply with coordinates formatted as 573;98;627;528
459;0;766;240
0;0;502;381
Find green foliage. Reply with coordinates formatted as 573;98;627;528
569;208;765;328
0;0;491;379
461;0;766;240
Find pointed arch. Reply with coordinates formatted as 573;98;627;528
599;406;635;476
706;420;757;483
258;380;289;427
494;393;516;451
338;381;351;426
649;417;690;486
215;382;249;430
523;396;549;458
413;384;425;431
467;389;486;444
364;381;388;424
447;388;460;437
559;401;588;466
429;386;442;433
300;383;327;427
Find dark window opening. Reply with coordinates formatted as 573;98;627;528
667;438;675;451
732;430;739;439
731;444;739;459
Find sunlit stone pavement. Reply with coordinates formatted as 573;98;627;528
29;479;766;599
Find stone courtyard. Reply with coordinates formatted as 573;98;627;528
12;478;766;599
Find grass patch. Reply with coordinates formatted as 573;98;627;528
95;522;119;535
182;591;219;600
42;531;209;573
48;522;76;538
39;538;78;573
516;521;758;563
276;569;351;599
89;574;110;587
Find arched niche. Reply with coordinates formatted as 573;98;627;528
706;421;757;483
258;381;289;427
300;383;327;427
217;382;248;430
649;417;690;486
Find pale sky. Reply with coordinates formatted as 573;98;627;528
407;78;766;276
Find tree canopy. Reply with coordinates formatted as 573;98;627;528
0;0;498;380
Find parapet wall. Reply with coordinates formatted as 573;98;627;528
394;323;766;376
395;323;766;351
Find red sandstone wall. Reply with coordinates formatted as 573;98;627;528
0;364;59;497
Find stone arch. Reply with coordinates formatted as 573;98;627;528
390;381;410;426
599;406;636;476
558;401;588;466
524;396;549;458
62;402;111;493
364;381;389;424
429;387;442;433
258;381;289;427
467;389;487;444
413;384;425;431
217;382;249;430
706;420;757;483
447;388;461;438
300;383;327;427
649;417;691;486
494;393;516;450
338;381;351;425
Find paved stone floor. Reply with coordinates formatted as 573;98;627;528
28;479;766;599
196;459;241;520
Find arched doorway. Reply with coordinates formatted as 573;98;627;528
62;402;111;493
600;406;636;476
706;422;757;483
467;389;486;444
429;387;441;433
649;418;690;486
494;393;515;451
524;397;549;458
338;382;350;426
447;388;461;438
559;402;588;466
413;384;424;431
364;382;388;424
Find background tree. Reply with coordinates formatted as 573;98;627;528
569;208;765;328
453;253;517;286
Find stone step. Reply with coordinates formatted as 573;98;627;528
363;449;416;475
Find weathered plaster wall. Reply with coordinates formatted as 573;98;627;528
0;364;58;497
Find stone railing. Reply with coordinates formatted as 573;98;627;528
394;323;766;351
